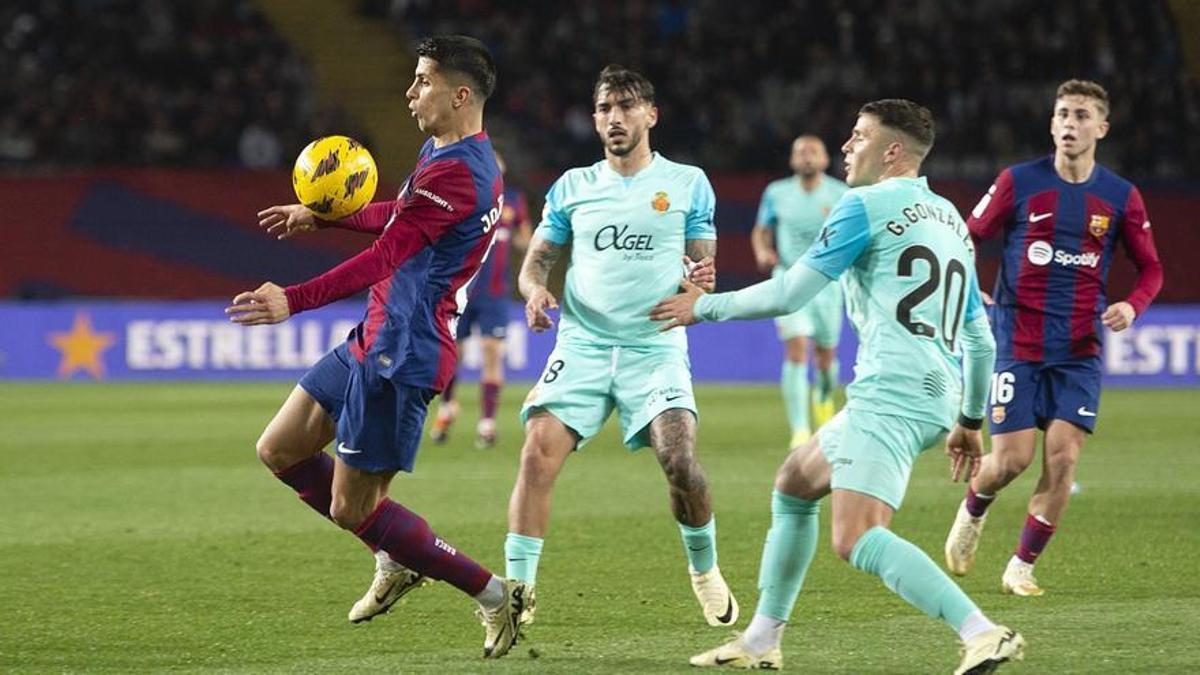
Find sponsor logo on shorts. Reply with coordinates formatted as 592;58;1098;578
647;386;689;408
1076;406;1097;417
337;442;363;455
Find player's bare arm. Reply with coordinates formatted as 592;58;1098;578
225;282;291;325
518;233;563;332
685;238;717;292
750;224;778;272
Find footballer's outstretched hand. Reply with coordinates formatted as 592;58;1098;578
258;204;320;240
525;285;558;332
651;277;704;332
945;424;983;482
1101;301;1136;332
685;255;716;292
226;282;291;325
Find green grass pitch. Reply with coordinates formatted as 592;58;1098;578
1;383;1198;673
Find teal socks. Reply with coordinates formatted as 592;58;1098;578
504;532;544;584
679;517;718;574
850;526;980;631
755;490;820;621
781;361;811;434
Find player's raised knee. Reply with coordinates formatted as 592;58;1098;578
328;496;370;531
255;432;288;470
995;449;1035;482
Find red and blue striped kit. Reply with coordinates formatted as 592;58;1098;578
968;156;1162;362
286;131;503;391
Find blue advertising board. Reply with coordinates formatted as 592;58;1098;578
1;301;1198;387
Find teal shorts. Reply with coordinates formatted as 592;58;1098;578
774;269;843;346
816;408;947;510
520;342;696;450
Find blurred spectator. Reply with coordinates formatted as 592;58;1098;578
0;0;365;169
379;0;1198;181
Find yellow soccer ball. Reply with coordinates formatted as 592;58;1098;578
292;135;378;220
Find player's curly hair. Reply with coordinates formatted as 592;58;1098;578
1056;79;1109;117
416;35;496;101
593;64;655;105
859;99;935;156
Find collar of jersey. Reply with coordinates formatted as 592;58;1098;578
599;151;661;183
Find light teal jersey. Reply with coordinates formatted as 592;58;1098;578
538;153;717;348
799;176;986;428
757;174;849;267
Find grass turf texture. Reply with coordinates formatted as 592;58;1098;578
1;383;1197;673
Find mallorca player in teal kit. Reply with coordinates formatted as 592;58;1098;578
752;136;849;446
503;64;737;629
654;100;1024;674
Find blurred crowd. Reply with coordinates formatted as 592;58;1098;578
4;0;1196;180
375;0;1199;181
0;0;363;169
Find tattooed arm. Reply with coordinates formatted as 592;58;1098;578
685;238;718;292
519;232;565;332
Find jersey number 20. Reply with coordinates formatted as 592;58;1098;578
895;245;968;351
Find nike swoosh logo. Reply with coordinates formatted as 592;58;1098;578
665;394;686;402
1077;406;1096;417
715;657;739;666
715;596;735;624
1028;212;1052;223
995;630;1018;655
337;442;363;454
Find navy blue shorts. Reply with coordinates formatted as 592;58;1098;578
988;357;1102;434
456;296;508;340
298;343;435;473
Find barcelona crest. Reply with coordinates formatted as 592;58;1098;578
652;191;670;213
991;405;1007;424
1088;214;1110;238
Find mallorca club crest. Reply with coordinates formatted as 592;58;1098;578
1088;214;1110;239
652;191;670;213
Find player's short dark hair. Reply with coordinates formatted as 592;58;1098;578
593;64;655;105
416;35;496;101
859;99;935;155
1056;79;1109;117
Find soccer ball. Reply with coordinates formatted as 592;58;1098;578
292;135;378;220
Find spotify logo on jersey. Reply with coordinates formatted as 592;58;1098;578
1027;240;1053;266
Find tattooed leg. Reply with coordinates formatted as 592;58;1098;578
649;409;712;527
